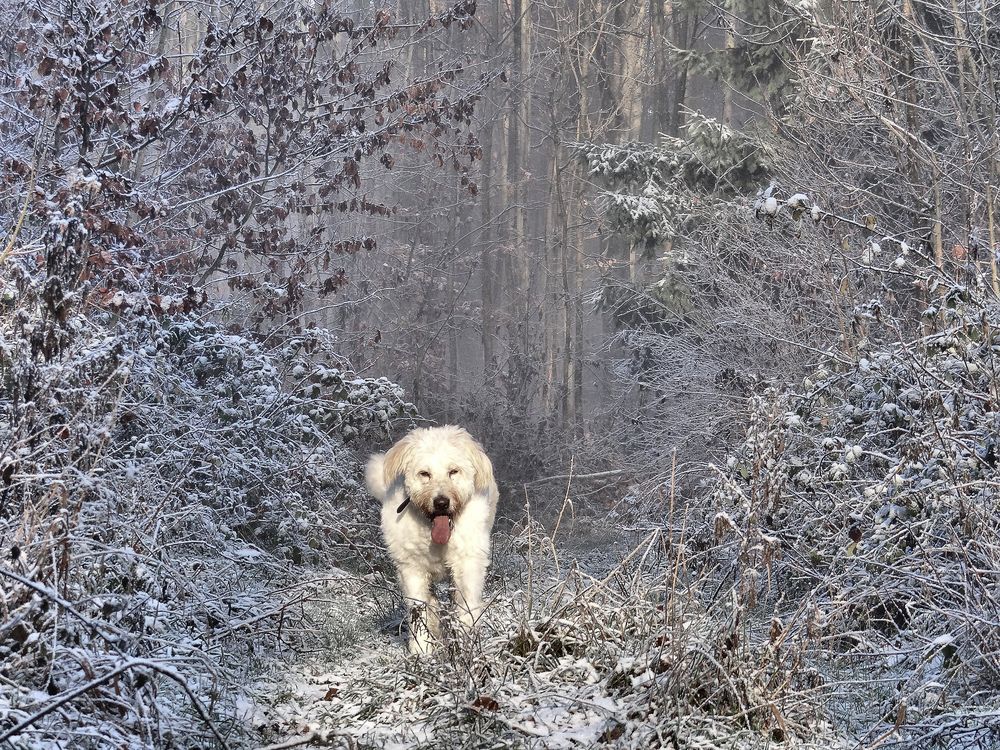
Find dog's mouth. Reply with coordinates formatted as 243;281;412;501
431;513;453;545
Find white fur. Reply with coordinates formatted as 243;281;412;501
366;425;499;654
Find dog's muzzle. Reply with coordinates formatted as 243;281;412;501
431;496;453;544
397;495;452;515
397;494;454;545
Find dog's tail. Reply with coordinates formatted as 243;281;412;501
365;453;387;499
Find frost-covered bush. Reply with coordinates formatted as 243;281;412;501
114;314;413;554
710;292;1000;745
0;279;414;745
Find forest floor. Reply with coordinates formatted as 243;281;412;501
245;507;848;750
249;517;651;749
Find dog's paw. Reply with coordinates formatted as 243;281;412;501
456;605;483;630
409;634;435;656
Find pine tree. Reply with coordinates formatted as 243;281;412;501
580;110;772;276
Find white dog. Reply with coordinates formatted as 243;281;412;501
366;425;499;654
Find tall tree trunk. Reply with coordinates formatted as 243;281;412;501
505;0;523;306
480;118;497;374
646;0;669;138
573;196;585;434
667;5;691;137
542;132;558;420
722;24;736;126
479;0;501;375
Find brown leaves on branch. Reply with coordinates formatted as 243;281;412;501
5;0;488;334
319;270;349;297
331;237;376;255
95;286;207;316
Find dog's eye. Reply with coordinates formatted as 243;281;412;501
418;471;431;479
449;468;460;477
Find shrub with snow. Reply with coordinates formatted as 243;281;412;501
711;289;1000;745
0;188;413;745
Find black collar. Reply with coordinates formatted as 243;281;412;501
396;497;411;514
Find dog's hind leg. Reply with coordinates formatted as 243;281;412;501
452;559;488;628
399;566;439;654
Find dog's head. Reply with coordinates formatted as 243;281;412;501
380;425;494;523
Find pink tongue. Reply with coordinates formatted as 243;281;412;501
431;515;451;545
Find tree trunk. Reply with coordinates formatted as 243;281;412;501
667;5;691;137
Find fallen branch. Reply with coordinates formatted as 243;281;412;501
521;469;628;486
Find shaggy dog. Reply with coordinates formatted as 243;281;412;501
366;425;499;654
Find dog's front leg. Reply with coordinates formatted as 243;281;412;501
452;559;488;629
399;566;439;654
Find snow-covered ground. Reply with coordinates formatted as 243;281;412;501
248;522;848;749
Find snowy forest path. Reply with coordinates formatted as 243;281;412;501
250;518;656;749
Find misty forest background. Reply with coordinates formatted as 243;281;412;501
2;0;1000;747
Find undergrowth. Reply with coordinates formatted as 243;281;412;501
254;509;845;749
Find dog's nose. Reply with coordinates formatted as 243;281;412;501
433;495;449;513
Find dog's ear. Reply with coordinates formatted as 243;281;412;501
470;444;496;494
381;438;412;492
